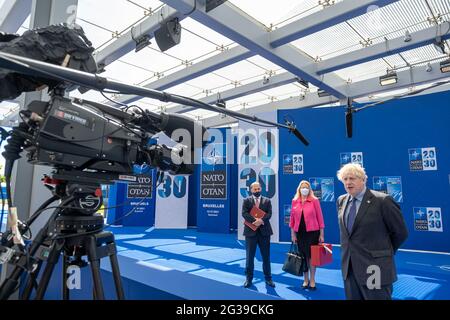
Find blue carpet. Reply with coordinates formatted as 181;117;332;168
107;227;450;300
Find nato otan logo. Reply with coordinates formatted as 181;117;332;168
373;176;403;203
340;152;363;167
414;207;443;232
205;145;224;166
283;154;303;174
409;147;437;171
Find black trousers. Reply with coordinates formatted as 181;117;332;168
245;232;271;280
344;260;393;300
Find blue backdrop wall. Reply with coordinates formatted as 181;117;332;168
277;90;450;252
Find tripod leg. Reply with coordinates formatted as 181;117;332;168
109;243;125;300
86;236;105;300
62;253;70;300
34;239;64;300
20;260;44;300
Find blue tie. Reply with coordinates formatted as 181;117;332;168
346;197;357;233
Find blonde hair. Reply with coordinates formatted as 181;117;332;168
293;180;317;200
337;163;367;182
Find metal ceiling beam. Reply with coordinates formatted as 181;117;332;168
167;72;299;114
0;0;32;33
161;0;348;99
269;0;398;48
317;22;450;75
113;45;253;105
203;59;450;127
94;5;188;69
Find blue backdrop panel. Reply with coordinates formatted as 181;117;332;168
197;128;231;233
278;90;450;252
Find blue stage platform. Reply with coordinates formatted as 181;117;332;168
95;227;450;300
4;224;450;300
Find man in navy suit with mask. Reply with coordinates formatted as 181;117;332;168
242;182;275;288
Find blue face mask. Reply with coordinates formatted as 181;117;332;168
253;191;261;198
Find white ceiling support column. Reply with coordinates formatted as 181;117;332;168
0;0;32;33
94;5;189;69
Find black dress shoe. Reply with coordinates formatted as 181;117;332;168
308;285;317;291
301;282;309;289
244;280;252;288
265;279;275;287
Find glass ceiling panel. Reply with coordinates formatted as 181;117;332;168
120;44;182;81
229;0;343;30
213;60;268;84
292;22;363;60
181;73;233;93
347;0;431;41
246;55;283;74
75;18;112;49
400;44;448;66
180;18;234;48
124;0;164;11
428;0;450;15
259;83;305;99
334;59;391;83
77;0;145;36
165;83;204;98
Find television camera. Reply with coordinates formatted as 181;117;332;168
0;24;307;300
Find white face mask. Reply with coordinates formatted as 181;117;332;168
300;188;310;196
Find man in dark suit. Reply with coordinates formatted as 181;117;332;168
336;163;408;300
242;182;275;288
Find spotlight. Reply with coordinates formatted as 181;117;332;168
433;36;447;54
154;18;181;52
379;71;398;86
317;89;330;97
440;59;450;73
216;99;226;108
404;30;412;42
296;78;309;89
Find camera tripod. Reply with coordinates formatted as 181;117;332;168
0;171;125;300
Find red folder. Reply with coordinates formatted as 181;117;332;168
310;243;333;267
244;206;266;231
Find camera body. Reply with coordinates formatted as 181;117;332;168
25;95;143;174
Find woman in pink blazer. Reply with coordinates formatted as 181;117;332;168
289;180;325;290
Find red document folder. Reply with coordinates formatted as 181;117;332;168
244;206;266;231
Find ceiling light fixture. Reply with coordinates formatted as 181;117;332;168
379;71;398;86
440;59;450;73
317;89;331;97
433;36;447;55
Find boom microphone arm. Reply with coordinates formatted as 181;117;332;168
0;51;309;146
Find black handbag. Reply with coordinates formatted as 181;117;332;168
282;243;306;276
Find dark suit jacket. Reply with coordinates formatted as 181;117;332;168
337;189;408;286
242;196;273;237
